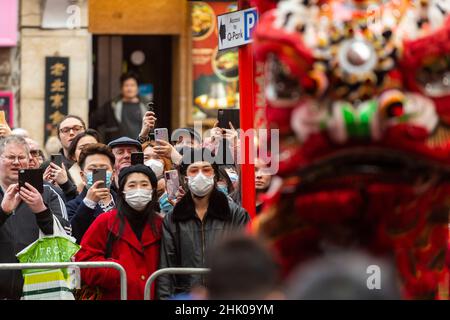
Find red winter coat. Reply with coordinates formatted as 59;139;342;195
75;209;162;300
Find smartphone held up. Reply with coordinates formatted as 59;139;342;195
19;169;44;194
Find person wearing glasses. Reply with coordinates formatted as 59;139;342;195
0;135;71;299
44;129;101;196
24;138;44;169
24;137;75;204
40;115;86;185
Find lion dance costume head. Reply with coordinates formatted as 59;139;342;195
252;0;450;299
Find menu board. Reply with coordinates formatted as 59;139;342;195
191;1;239;122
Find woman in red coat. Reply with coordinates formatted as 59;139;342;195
76;164;163;300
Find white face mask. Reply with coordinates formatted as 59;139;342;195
123;189;153;211
145;159;164;178
187;172;215;197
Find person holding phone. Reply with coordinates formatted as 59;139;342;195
66;143;116;244
47;115;86;169
204;121;239;165
75;164;162;300
92;72;157;143
0;135;71;299
51;129;101;195
142;141;176;214
0;111;12;138
24;137;72;205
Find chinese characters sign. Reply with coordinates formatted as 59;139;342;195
44;57;69;140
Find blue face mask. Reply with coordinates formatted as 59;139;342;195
86;171;113;189
159;193;174;214
228;172;239;184
217;184;228;195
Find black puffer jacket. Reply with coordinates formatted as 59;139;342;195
156;188;250;300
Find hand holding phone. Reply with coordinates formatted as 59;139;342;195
19;169;44;194
18;181;47;214
0;111;7;125
165;170;180;201
92;168;107;188
218;109;240;129
50;154;64;168
154;128;169;144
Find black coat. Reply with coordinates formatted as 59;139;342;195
0;185;71;299
156;188;250;300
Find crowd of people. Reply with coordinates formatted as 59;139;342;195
0;76;271;299
0;71;412;301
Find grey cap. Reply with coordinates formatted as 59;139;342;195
107;136;142;151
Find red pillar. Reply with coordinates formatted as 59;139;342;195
238;0;256;219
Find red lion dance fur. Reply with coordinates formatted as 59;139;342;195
252;0;450;299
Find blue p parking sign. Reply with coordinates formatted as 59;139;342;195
244;9;258;41
218;8;259;50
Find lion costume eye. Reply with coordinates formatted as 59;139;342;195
379;90;438;133
416;55;450;98
264;54;303;107
379;90;406;120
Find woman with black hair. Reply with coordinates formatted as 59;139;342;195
66;129;100;193
157;147;250;300
75;164;163;300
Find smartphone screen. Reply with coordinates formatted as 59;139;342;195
50;154;64;167
19;169;44;194
165;170;180;200
218;109;240;129
131;152;144;165
92;168;107;188
155;128;169;142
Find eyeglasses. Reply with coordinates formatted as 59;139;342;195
59;125;84;135
2;154;28;163
30;150;40;158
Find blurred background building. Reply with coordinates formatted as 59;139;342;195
0;0;239;146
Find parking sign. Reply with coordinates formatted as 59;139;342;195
218;8;258;50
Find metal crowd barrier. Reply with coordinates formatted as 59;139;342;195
0;261;128;300
144;267;210;300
